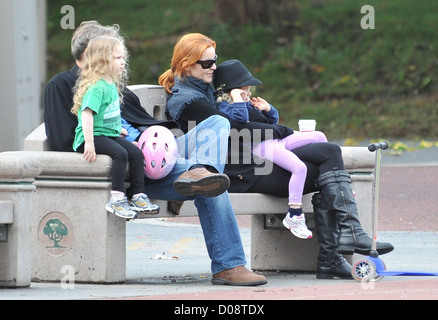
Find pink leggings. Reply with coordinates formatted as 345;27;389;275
252;131;328;205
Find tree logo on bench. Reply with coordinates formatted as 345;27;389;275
43;218;68;248
38;212;73;256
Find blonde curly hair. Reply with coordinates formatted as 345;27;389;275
71;35;129;115
215;84;234;104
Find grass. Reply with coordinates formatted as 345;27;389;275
46;0;438;142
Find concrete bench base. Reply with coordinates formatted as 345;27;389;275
251;174;374;271
0;152;40;287
32;179;126;283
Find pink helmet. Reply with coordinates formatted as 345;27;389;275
137;126;178;179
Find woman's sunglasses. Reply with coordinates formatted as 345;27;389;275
196;54;217;69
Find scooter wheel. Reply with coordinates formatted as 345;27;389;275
351;258;384;282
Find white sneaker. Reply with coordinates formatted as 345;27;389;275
105;197;137;220
130;194;160;214
282;213;313;239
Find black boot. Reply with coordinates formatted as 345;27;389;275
312;193;352;279
316;170;394;256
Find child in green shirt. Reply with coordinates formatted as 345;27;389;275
72;35;159;219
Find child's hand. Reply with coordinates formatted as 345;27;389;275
83;141;97;162
120;127;128;137
229;89;246;102
251;97;271;112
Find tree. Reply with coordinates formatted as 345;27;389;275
43;218;69;248
213;0;299;41
213;0;270;26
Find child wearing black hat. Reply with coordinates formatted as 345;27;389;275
214;59;328;240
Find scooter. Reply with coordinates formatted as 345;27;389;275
351;141;438;282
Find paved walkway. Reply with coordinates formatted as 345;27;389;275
1;145;438;303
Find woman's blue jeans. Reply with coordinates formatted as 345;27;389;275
143;115;247;274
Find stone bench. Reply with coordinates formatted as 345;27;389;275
20;84;375;283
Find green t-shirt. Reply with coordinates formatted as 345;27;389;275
73;79;122;151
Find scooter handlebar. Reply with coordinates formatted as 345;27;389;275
368;141;388;152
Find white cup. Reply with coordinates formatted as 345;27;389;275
298;119;316;132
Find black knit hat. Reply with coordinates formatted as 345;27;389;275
213;59;262;92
